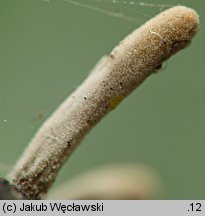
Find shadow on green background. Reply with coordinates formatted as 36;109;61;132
0;0;204;199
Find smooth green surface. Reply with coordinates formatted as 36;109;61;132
0;0;204;199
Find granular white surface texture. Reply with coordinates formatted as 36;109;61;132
9;6;199;199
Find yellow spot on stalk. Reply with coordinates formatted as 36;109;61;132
109;96;124;109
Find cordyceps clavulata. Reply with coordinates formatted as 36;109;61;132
2;6;200;200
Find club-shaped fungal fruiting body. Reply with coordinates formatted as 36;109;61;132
8;6;199;199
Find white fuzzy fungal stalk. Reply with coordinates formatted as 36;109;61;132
9;6;199;199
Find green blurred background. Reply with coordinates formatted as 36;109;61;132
0;0;204;199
